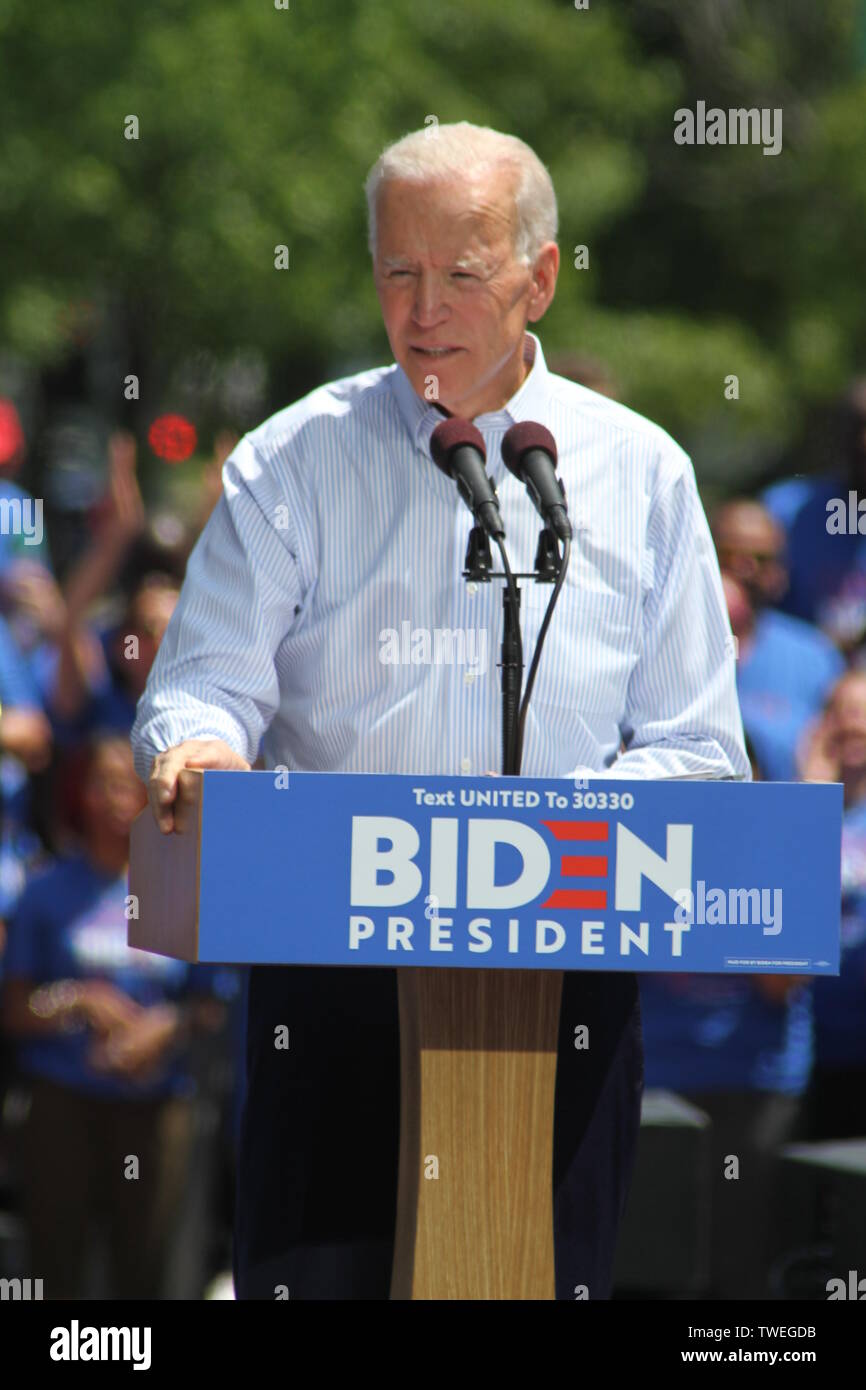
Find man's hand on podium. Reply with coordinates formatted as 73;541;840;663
148;738;251;834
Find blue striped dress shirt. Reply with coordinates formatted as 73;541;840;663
131;332;749;784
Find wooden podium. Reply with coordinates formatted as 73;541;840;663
390;966;560;1299
130;769;562;1300
129;767;842;1300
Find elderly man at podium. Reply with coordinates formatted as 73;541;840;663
132;122;749;1300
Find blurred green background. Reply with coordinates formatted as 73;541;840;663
1;0;864;524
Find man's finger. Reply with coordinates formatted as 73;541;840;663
148;740;251;832
184;744;251;771
148;747;193;833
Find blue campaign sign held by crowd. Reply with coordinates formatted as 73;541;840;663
192;772;843;974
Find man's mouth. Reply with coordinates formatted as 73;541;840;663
410;346;462;359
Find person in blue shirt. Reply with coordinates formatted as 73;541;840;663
800;669;866;1140
639;739;812;1299
0;612;53;937
0;428;172;747
52;572;180;741
761;378;866;646
712;498;845;781
0;732;221;1299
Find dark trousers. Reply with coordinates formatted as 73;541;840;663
14;1074;194;1300
804;1064;866;1141
682;1089;802;1301
234;964;643;1300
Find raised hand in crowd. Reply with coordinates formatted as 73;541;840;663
0;705;53;772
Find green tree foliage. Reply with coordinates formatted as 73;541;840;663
0;0;862;480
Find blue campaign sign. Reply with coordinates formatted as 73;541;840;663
193;772;843;974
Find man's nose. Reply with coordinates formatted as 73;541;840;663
411;272;448;325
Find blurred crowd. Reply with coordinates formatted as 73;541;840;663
0;370;864;1301
0;402;242;1299
636;373;866;1302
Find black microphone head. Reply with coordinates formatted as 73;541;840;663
430;418;487;477
501;421;558;479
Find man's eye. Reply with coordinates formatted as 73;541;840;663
452;272;476;280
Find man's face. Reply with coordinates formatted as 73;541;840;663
116;584;179;695
714;503;787;610
373;171;558;420
823;676;866;775
82;742;147;840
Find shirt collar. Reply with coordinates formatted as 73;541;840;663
389;331;551;460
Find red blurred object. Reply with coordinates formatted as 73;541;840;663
148;413;197;463
0;398;25;468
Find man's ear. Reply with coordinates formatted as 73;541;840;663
527;242;559;323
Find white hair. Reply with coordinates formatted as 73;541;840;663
364;121;558;265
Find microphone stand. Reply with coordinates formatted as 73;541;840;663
462;525;565;775
500;580;522;775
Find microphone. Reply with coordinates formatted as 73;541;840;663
501;422;572;541
430;418;505;539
